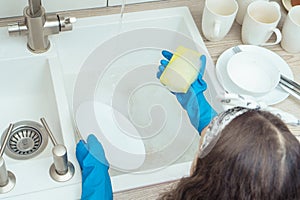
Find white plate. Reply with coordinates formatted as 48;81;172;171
75;101;146;171
216;45;294;105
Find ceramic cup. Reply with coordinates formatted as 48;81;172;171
235;0;269;25
241;1;282;46
202;0;238;41
281;6;300;53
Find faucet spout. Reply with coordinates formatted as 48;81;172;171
28;0;42;16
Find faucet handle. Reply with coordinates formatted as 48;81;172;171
0;158;16;194
40;118;75;182
0;124;16;194
50;144;75;182
8;22;28;36
58;16;77;32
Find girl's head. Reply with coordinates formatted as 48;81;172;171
159;108;300;200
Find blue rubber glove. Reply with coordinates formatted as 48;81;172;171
157;50;217;133
76;134;113;200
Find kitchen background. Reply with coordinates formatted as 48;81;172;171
0;0;160;18
0;0;299;199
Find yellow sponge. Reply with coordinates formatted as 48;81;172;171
160;46;202;93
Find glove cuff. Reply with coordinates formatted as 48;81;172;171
81;161;112;200
196;94;217;134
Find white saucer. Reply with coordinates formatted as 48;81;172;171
216;45;294;105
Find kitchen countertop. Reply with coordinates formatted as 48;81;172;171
1;0;299;199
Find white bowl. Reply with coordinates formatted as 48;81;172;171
226;51;280;97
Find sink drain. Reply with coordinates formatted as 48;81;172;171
1;121;48;160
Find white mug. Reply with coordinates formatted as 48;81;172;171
202;0;238;41
236;0;269;25
281;5;300;53
241;1;282;46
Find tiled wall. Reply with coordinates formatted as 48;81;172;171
0;0;159;18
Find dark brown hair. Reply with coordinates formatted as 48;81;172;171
158;110;300;200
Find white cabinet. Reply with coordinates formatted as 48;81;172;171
108;0;160;6
0;0;107;18
0;0;162;18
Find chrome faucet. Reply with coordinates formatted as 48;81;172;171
7;0;76;53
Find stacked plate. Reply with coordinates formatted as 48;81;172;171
216;45;294;105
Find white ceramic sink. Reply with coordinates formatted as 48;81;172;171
0;56;63;163
0;7;224;199
0;46;81;199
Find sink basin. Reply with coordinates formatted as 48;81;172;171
0;56;63;163
0;54;81;199
0;6;225;199
54;6;224;192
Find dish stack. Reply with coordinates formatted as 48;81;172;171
216;45;294;105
